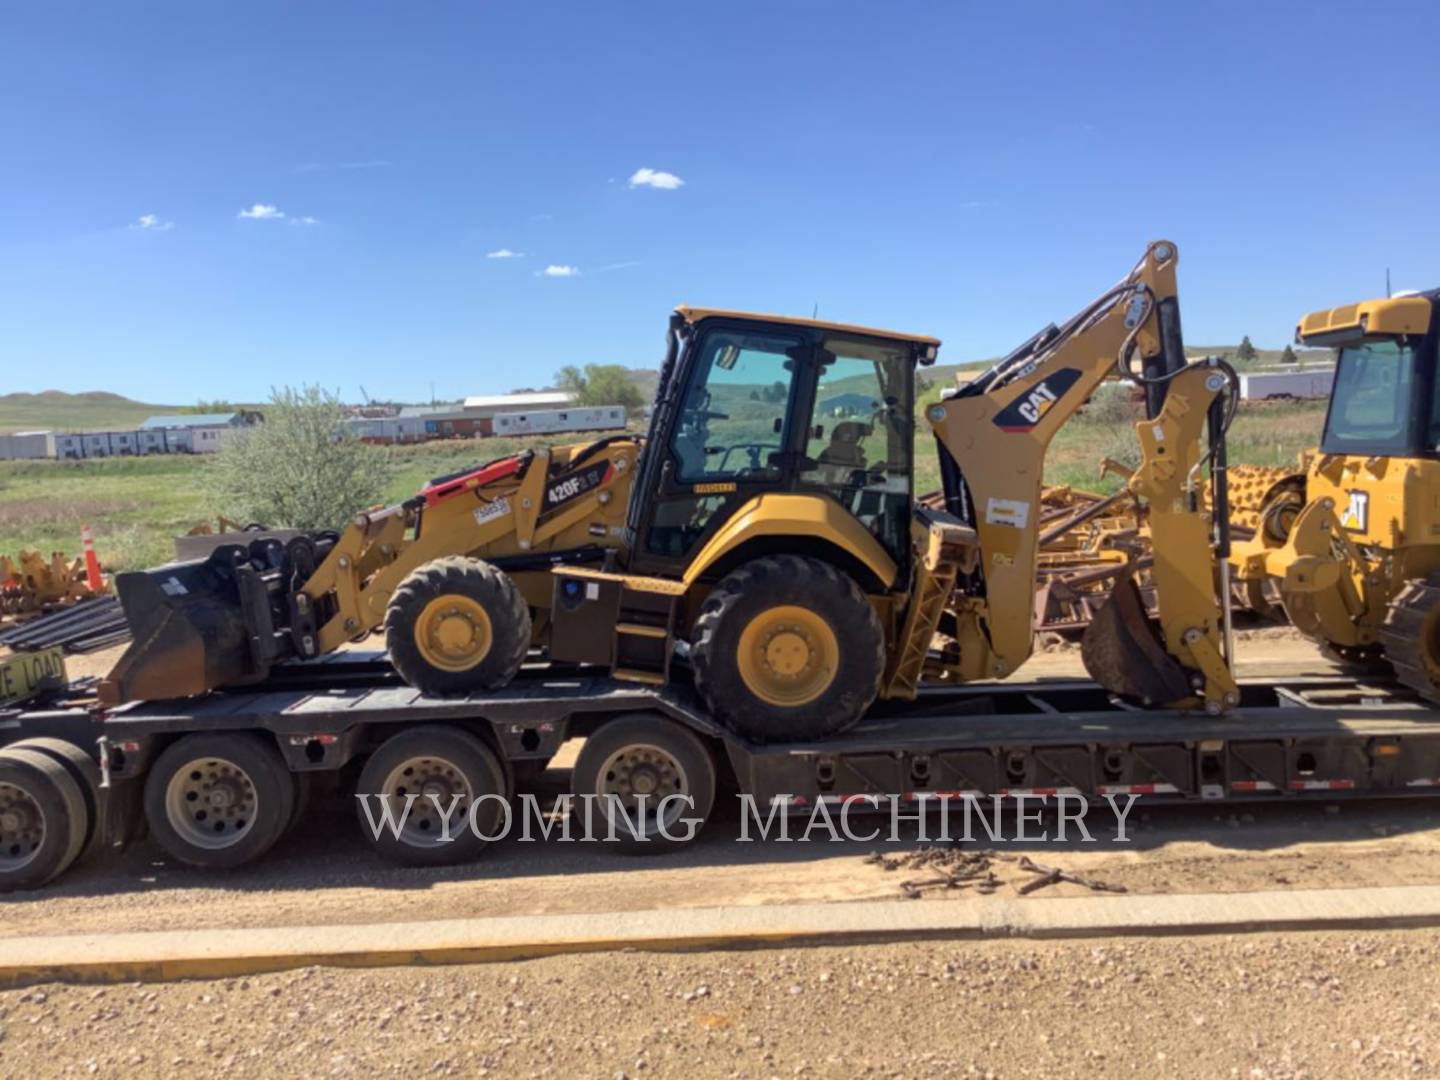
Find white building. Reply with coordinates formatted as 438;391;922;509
0;431;56;461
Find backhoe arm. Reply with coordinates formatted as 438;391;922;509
925;240;1238;710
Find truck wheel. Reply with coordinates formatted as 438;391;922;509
143;733;295;870
354;725;507;867
690;555;883;741
7;738;103;863
385;557;531;696
1380;574;1440;703
0;748;87;890
571;714;715;852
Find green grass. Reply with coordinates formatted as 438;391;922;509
0;433;613;572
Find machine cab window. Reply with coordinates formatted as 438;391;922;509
800;336;913;561
669;329;805;482
1322;338;1418;455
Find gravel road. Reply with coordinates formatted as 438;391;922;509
1;929;1436;1077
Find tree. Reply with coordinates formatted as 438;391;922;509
1280;344;1298;364
1236;336;1258;363
206;385;390;530
554;364;645;413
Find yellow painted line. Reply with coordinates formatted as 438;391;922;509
4;886;1440;988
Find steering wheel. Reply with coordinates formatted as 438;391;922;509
714;442;778;473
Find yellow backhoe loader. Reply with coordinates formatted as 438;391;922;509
1230;288;1440;699
103;241;1240;741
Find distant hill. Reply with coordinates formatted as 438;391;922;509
0;391;179;434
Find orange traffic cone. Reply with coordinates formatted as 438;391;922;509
81;524;104;594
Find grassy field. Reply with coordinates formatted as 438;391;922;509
0;391;181;435
0;398;1327;574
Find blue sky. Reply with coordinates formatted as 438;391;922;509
2;2;1438;404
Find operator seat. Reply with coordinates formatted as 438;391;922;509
817;421;870;484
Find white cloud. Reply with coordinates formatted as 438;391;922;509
238;203;285;220
628;168;684;190
133;213;174;232
290;215;319;226
486;248;523;259
541;265;579;278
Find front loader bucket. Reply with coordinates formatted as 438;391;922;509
98;548;279;706
1080;571;1193;706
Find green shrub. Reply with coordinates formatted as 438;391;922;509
206;386;390;530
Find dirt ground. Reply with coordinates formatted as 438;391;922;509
1;930;1437;1077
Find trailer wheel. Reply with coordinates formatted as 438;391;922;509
691;555;883;741
143;733;295;870
354;725;507;867
385;557;532;696
0;748;87;890
7;738;103;863
571;714;715;852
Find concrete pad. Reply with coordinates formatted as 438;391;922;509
4;885;1440;988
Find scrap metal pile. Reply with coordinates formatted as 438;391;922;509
1025;463;1301;637
0;547;123;654
1;550;107;620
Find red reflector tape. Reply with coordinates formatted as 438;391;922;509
1289;778;1356;791
1231;780;1278;793
1096;783;1180;796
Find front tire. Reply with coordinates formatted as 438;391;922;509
385;557;531;696
690;555;884;742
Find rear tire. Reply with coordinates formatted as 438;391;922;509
1379;574;1440;703
354;725;508;867
571;714;715;852
0;748;87;890
7;738;103;863
385;557;531;696
690;555;884;742
143;733;295;870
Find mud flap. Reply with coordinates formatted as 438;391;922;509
1081;572;1193;706
98;548;280;706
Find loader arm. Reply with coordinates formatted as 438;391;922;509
925;240;1238;710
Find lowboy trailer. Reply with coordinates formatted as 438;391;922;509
4;653;1440;891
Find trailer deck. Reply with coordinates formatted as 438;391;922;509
4;652;1440;890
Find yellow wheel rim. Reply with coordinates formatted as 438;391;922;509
736;605;839;707
414;595;494;673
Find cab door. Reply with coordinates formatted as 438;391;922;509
629;321;813;576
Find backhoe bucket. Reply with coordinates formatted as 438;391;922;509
98;548;280;706
1080;570;1193;706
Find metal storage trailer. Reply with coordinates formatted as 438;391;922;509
493;406;627;436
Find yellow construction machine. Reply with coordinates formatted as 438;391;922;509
1231;288;1440;699
103;241;1240;740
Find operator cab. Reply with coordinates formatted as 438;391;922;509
628;307;939;578
1299;291;1440;458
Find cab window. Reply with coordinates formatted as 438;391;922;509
1322;339;1416;454
670;330;805;482
799;337;913;560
